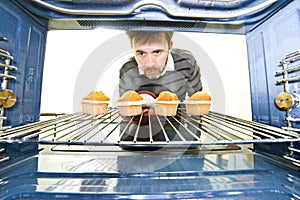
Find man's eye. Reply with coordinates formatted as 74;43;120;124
153;50;161;55
137;52;145;56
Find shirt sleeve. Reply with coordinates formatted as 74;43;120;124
187;58;202;96
119;59;138;96
119;67;131;96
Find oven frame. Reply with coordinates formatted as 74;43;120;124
0;0;299;173
0;1;300;199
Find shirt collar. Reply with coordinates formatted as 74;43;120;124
138;52;175;75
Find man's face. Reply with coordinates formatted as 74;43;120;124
133;36;172;79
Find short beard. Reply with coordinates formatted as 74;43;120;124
144;66;165;79
146;73;161;79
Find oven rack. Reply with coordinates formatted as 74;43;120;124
0;108;299;147
0;45;17;129
0;146;9;164
275;50;300;166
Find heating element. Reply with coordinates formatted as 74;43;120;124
1;109;299;147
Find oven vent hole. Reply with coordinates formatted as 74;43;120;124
77;20;198;30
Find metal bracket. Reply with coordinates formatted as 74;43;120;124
30;0;277;19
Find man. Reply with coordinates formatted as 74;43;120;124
118;31;202;142
119;31;202;101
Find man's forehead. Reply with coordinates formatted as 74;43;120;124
133;41;169;52
134;47;168;52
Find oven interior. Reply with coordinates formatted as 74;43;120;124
0;0;300;199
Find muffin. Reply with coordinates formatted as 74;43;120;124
184;91;212;115
154;91;179;116
117;91;144;116
81;91;110;115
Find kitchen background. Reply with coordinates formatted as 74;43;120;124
41;29;251;120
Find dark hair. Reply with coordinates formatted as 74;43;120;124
126;31;174;47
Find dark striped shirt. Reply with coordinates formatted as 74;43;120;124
119;48;202;100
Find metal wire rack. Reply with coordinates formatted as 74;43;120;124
0;43;17;164
0;108;299;147
276;49;300;167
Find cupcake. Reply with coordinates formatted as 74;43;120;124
184;91;212;116
154;91;179;116
81;91;110;115
117;91;144;116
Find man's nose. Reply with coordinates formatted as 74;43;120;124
145;54;155;64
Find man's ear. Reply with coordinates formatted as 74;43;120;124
169;41;173;50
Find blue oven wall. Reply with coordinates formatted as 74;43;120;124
247;0;300;128
246;0;300;155
0;0;48;127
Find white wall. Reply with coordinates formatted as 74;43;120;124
41;29;251;120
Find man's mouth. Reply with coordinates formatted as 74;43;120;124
145;69;161;79
146;70;159;77
145;68;159;74
147;71;158;75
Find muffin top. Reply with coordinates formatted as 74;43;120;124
118;91;143;102
156;91;179;101
188;91;211;101
82;91;110;101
